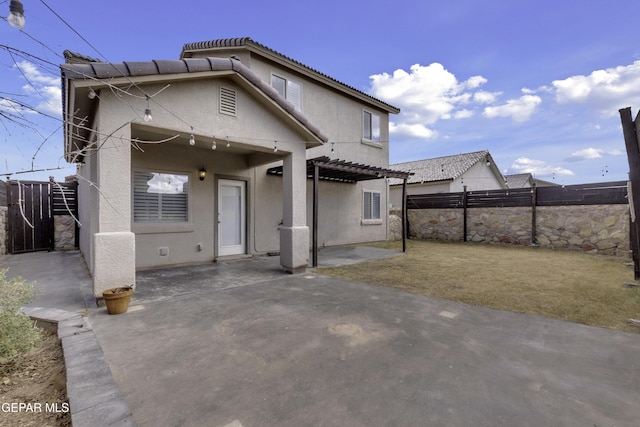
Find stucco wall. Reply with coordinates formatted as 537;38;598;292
394;204;630;257
205;50;391;168
132;142;389;269
0;206;7;255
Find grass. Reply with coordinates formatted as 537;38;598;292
315;240;640;333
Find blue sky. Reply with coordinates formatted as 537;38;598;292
1;0;639;184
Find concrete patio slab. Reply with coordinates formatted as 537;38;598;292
2;248;640;426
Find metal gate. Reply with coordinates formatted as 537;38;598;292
7;181;52;253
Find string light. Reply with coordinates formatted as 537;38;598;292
7;0;26;30
211;136;217;150
189;127;195;146
226;136;230;148
273;140;278;153
143;95;152;122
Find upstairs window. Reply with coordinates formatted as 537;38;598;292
271;74;302;111
363;111;381;142
133;171;189;223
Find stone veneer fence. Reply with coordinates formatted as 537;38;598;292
389;181;630;257
0;206;7;255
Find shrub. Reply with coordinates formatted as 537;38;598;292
0;268;42;368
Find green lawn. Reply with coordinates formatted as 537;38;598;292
315;240;640;333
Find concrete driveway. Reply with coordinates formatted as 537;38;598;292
3;248;640;426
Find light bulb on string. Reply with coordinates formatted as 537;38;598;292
211;137;217;150
7;0;26;30
143;96;152;122
273;141;278;153
189;127;195;146
226;137;230;148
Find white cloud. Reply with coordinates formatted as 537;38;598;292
509;157;574;177
369;63;492;138
552;60;640;116
567;147;625;161
569;147;603;160
389;122;437;139
473;91;500;104
13;61;61;116
453;109;474;119
466;75;488;89
482;94;542;122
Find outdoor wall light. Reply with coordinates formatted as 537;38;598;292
198;167;206;181
88;89;97;99
7;0;25;30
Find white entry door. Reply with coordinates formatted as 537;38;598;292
218;179;246;256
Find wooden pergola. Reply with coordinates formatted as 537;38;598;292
267;156;413;267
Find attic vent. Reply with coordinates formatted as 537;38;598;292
219;86;237;116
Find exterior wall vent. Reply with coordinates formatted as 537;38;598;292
219;86;237;117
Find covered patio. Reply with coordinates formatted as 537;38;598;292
267;156;413;266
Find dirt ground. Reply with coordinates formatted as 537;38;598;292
0;332;71;427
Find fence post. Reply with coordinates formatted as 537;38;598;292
48;177;55;251
620;107;640;279
531;183;537;245
462;185;468;242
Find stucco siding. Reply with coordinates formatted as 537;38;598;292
243;55;390;168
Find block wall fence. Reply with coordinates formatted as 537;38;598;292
390;204;630;257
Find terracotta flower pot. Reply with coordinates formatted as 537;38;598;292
102;287;134;315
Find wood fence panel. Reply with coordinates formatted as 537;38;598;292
51;182;78;216
407;192;464;209
407;181;628;209
7;181;52;253
537;181;628;206
467;188;533;208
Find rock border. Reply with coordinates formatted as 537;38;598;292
22;307;136;426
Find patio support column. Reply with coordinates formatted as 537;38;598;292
402;177;407;252
92;120;136;300
312;163;319;267
280;146;309;273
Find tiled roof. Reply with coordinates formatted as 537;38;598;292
388;150;490;186
181;37;400;114
60;55;328;143
504;173;533;188
63;50;101;64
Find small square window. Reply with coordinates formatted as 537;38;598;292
271;74;301;111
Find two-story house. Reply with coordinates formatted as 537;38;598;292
61;37;408;299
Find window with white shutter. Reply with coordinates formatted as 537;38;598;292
133;171;189;223
271;74;302;111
